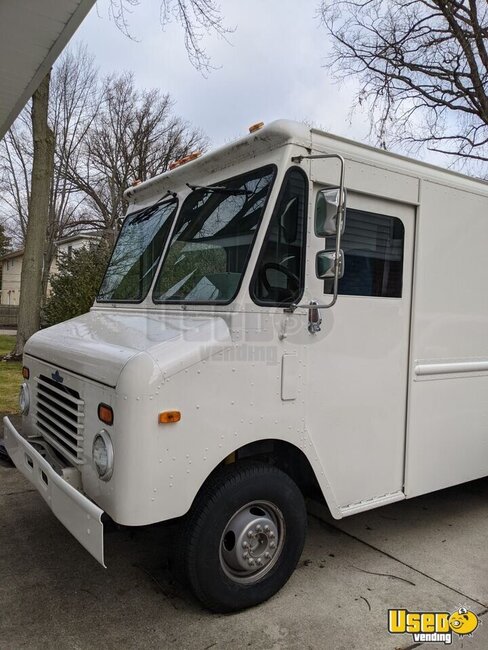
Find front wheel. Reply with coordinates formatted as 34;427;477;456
178;461;307;612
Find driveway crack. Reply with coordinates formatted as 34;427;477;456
313;515;488;609
1;489;36;497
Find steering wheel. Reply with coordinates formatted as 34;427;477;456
260;261;300;303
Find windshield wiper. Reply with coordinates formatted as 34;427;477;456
186;183;249;196
129;190;177;225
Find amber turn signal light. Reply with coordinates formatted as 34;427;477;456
22;366;30;379
159;410;181;424
98;403;114;426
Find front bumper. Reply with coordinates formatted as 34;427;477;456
2;416;105;567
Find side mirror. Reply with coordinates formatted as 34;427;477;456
315;188;346;237
316;249;344;279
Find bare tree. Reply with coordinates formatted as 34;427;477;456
64;71;207;244
0;222;9;257
320;0;488;169
43;46;101;293
106;0;232;72
1;46;207;356
0;113;32;244
0;221;11;289
0;46;99;266
13;73;55;357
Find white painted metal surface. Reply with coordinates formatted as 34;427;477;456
306;192;416;509
405;177;488;497
3;120;488;566
0;0;95;140
25;310;231;387
3;416;104;565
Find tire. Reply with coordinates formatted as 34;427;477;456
178;461;307;613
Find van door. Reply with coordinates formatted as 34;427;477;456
306;191;415;512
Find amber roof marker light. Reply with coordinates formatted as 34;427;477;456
169;151;202;171
249;122;264;133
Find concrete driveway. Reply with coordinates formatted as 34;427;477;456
1;458;488;649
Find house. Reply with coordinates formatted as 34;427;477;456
53;232;102;265
0;232;101;305
0;250;23;305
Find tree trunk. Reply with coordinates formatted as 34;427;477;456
12;73;54;357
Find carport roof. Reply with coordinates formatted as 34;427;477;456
0;0;95;141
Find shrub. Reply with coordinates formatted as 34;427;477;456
43;243;111;327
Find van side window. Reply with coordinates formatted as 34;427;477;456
324;209;404;298
251;168;307;305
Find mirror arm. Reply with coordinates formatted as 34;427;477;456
288;153;346;312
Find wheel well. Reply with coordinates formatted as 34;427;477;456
223;439;322;500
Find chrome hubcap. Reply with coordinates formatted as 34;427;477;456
219;501;285;584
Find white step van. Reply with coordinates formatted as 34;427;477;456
3;120;488;612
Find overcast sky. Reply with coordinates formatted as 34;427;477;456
73;0;372;149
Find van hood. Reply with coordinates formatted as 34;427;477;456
24;309;232;387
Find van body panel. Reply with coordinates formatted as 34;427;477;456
405;180;488;497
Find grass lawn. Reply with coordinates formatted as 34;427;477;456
0;335;22;414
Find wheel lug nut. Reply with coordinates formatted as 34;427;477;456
264;525;270;532
247;530;253;538
248;558;255;566
264;551;271;559
243;552;249;559
270;541;276;549
256;558;263;566
242;541;249;548
269;531;275;539
256;524;262;532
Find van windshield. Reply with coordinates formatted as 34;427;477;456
153;165;275;304
98;197;178;302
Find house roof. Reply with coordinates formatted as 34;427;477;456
0;249;24;262
1;231;102;262
0;0;95;141
55;231;102;246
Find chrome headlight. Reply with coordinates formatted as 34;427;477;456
19;383;30;415
92;430;114;481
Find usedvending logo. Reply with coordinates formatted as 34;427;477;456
388;607;479;644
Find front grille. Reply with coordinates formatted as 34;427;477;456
35;374;85;465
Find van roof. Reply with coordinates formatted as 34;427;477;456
125;120;311;203
125;119;487;203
